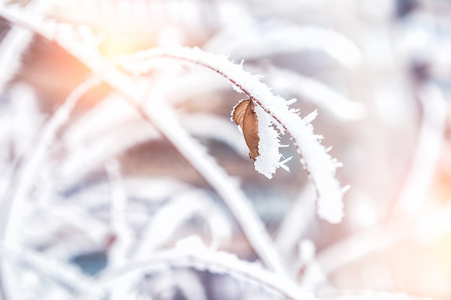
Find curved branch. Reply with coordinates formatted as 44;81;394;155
0;75;102;300
0;75;102;240
0;6;346;224
0;9;289;275
0;0;49;94
78;243;315;300
0;242;95;296
133;98;288;275
119;46;346;223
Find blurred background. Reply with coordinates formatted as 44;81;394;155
0;0;451;299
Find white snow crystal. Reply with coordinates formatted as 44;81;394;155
254;105;290;179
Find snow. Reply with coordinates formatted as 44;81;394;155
254;105;290;179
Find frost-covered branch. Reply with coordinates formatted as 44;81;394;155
0;242;98;297
0;84;43;199
79;238;316;300
0;75;102;241
0;6;346;224
0;10;289;274
0;75;101;300
106;159;134;267
0;6;106;73
119;46;347;223
0;0;50;94
134;189;232;256
59;94;160;187
136;98;288;275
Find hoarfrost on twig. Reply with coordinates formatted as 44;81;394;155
119;46;347;223
0;7;347;223
81;238;317;300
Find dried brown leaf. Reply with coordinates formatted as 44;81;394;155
232;99;260;160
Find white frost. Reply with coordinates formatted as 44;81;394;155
254;105;291;179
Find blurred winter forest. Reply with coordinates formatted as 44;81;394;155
0;0;451;299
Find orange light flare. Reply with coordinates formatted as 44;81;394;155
50;0;189;59
98;31;156;59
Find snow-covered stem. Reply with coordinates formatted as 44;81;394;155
0;75;101;300
78;241;316;300
0;10;290;275
0;11;293;275
0;242;97;296
0;0;49;94
0;75;102;240
60;96;161;187
106;159;134;267
44;204;109;247
0;6;107;73
133;189;232;256
118;46;346;223
0;7;346;223
135;99;288;275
